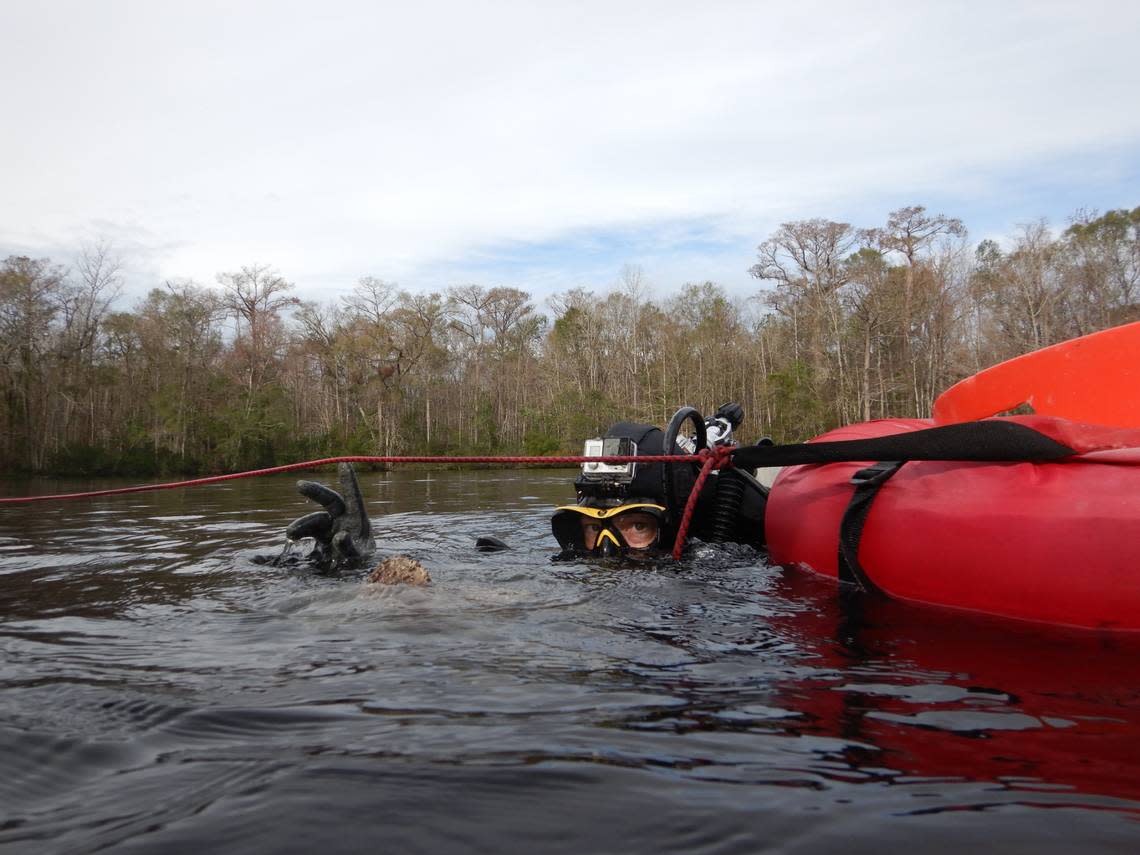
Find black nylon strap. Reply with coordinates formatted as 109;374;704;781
837;461;905;593
732;420;1074;470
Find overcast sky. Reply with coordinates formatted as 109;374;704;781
3;0;1139;304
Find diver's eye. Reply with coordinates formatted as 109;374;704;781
581;521;603;549
613;512;659;549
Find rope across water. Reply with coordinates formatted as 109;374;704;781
0;449;736;558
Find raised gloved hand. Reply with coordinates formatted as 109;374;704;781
275;462;376;570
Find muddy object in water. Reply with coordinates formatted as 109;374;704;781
367;555;431;586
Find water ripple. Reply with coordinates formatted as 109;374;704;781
2;470;1140;852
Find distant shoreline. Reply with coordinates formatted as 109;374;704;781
0;461;581;485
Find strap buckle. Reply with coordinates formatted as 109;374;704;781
850;460;903;488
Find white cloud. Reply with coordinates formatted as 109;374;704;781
2;1;1139;301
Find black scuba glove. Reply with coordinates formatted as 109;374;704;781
277;462;376;569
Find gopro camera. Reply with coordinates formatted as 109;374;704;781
579;436;638;484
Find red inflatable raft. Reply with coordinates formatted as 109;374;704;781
763;416;1140;632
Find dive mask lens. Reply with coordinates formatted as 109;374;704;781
610;511;660;549
581;521;603;550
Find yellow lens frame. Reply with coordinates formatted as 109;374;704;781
553;503;666;520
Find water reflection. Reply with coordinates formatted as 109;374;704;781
1;468;1139;852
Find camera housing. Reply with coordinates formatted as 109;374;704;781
577;436;638;499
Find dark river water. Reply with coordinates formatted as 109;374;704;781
2;468;1139;854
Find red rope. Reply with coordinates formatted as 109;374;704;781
671;446;735;560
0;454;705;505
3;448;738;558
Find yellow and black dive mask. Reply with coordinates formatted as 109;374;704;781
551;502;668;558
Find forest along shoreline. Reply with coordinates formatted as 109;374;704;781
1;205;1137;478
0;463;582;492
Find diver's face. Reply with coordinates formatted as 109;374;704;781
581;511;660;552
552;502;668;559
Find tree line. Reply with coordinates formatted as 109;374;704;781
1;205;1137;476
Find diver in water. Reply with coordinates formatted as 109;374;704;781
551;402;768;560
274;402;766;570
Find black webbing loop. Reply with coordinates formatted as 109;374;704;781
837;461;905;593
731;420;1075;470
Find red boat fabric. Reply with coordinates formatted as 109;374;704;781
764;416;1140;632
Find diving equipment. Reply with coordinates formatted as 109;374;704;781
553;403;767;559
551;502;667;557
274;462;377;571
